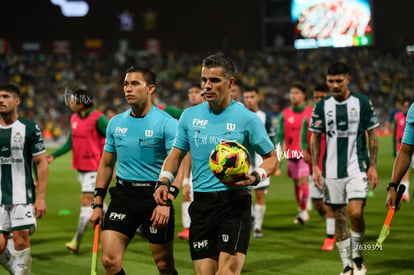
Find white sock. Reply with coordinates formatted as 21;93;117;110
336;238;352;268
350;230;364;259
14;248;31;275
181;201;191;229
326;217;335;237
0;247;14;274
74;206;92;242
253;204;266;231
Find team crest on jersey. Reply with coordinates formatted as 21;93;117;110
350;108;358;117
72;121;78;129
13;132;23;143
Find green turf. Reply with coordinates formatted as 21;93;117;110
2;135;413;274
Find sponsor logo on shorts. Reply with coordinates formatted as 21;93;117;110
193;240;209;251
109;212;126;221
149;227;157;234
222;234;229;242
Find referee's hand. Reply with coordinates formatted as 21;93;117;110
154;184;169;206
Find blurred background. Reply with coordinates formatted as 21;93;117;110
0;0;412;144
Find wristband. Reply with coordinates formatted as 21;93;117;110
182;178;190;187
387;182;399;191
169;185;180;198
159;171;175;184
91;202;103;209
254;167;268;181
94;188;107;198
251;172;261;186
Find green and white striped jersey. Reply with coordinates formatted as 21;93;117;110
0;118;46;205
309;93;379;179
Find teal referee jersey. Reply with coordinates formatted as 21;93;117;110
105;106;178;182
174;100;275;192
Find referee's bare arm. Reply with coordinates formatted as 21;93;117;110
154;147;186;204
90;151;116;226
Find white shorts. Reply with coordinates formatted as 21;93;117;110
77;171;97;193
0;204;37;234
309;175;324;200
251;153;270;190
323;172;368;206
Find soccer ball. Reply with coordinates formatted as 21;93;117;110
209;141;251;185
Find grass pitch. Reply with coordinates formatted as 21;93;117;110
2;135;413;274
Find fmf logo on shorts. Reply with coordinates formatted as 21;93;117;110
109;212;126;221
193;240;209;250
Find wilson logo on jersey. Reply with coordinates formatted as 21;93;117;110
145;130;153;137
226;123;236;131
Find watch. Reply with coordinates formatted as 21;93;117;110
91;202;103;209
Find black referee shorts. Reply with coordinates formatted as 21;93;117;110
102;180;175;244
189;188;251;260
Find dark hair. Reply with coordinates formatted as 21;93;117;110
313;83;329;93
327;61;349;75
189;83;202;89
202;54;235;79
0;83;20;97
402;97;412;105
126;65;157;86
73;89;93;108
243;86;259;94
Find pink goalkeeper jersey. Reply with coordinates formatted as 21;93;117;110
395;111;406;152
71;110;105;171
283;106;313;159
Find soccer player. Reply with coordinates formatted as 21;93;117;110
230;83;244;105
153;54;277;275
387;99;414;211
310;61;379;275
276;82;313;224
177;84;204;241
90;66;178;275
47;89;108;253
0;83;49;274
392;97;412;201
243;86;275;238
301;83;335;251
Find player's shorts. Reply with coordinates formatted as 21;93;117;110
309;175;324;200
323;172;368;207
189;189;251;260
77;171;97;193
287;158;310;180
0;204;36;234
102;179;175;244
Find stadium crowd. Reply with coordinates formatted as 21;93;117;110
0;47;412;142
